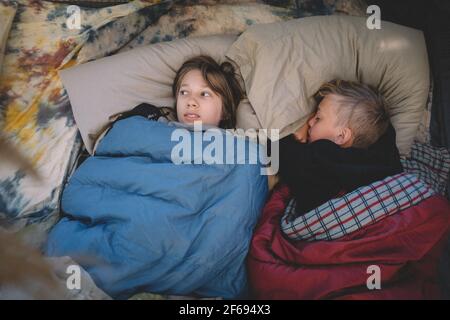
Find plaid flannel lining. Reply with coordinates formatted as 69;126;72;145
401;142;450;195
281;173;435;241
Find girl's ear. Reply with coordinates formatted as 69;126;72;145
335;127;353;147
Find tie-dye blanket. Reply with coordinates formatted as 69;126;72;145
0;0;174;236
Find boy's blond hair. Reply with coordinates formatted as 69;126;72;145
315;79;390;148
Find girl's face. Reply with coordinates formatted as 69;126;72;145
176;69;223;127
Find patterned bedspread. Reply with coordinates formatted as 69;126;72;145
0;0;174;242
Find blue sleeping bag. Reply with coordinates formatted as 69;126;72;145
45;117;268;299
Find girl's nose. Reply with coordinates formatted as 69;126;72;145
308;116;315;127
187;99;198;108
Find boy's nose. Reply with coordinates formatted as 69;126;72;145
308;117;315;127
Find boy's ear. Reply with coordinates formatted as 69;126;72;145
335;127;353;147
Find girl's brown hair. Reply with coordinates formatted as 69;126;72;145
172;55;243;129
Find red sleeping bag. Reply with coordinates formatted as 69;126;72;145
248;185;450;299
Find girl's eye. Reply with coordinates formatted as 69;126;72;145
179;90;187;96
201;91;211;97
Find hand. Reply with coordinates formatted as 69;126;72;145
268;174;279;191
293;112;315;143
293;122;309;143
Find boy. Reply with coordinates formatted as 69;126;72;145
278;79;403;217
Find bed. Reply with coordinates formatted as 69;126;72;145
1;0;448;299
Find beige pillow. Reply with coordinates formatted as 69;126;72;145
0;2;16;73
226;15;430;156
60;34;259;154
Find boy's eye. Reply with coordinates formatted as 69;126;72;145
179;90;188;95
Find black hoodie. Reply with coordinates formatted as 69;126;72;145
278;124;403;217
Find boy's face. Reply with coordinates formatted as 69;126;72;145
176;69;223;127
308;94;343;144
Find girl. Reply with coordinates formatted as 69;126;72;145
88;55;244;156
110;55;243;130
46;57;266;300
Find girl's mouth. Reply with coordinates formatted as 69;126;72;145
184;113;201;121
